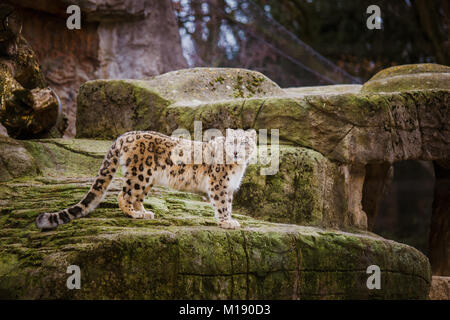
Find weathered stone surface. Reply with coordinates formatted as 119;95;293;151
76;68;282;139
362;63;450;93
285;84;362;96
0;4;46;90
76;66;450;165
141;68;284;103
428;276;450;300
0;124;7;136
369;64;450;80
2;62;444;299
0;5;60;138
0;139;431;299
0;136;38;181
235;146;348;229
76;80;171;139
0;86;59;138
64;0;150;21
8;0;187;137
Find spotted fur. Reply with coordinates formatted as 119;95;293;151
35;129;257;230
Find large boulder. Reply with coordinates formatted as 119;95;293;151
7;0;187;137
235;146;348;229
0;139;431;299
2;64;445;299
161;87;449;165
0;4;60;139
76;66;450;165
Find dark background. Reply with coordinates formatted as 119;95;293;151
173;0;447;255
174;0;449;86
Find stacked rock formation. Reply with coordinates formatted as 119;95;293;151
0;64;448;299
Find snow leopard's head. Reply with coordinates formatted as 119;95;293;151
224;128;257;164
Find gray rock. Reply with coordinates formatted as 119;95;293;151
0;123;8;136
0;136;38;181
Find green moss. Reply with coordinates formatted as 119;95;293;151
235;146;345;228
76;80;171;139
215;76;225;84
362;63;450;93
233;75;245;98
22;139;106;178
74;66;449;167
76;68;284;139
0;136;38;181
247;74;265;94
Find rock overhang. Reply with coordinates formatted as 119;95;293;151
76;65;450;165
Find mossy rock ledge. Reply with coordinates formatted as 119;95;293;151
0;138;431;299
77;65;449;164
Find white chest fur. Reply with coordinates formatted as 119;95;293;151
227;164;246;192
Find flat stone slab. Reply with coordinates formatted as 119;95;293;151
284;84;362;97
0;180;431;299
362;63;450;93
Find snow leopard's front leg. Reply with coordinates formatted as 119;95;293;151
227;192;233;218
133;184;155;218
209;188;240;229
221;192;240;229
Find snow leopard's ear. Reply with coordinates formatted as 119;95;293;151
247;129;257;141
225;128;235;138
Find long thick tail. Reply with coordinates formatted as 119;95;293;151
36;140;121;229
